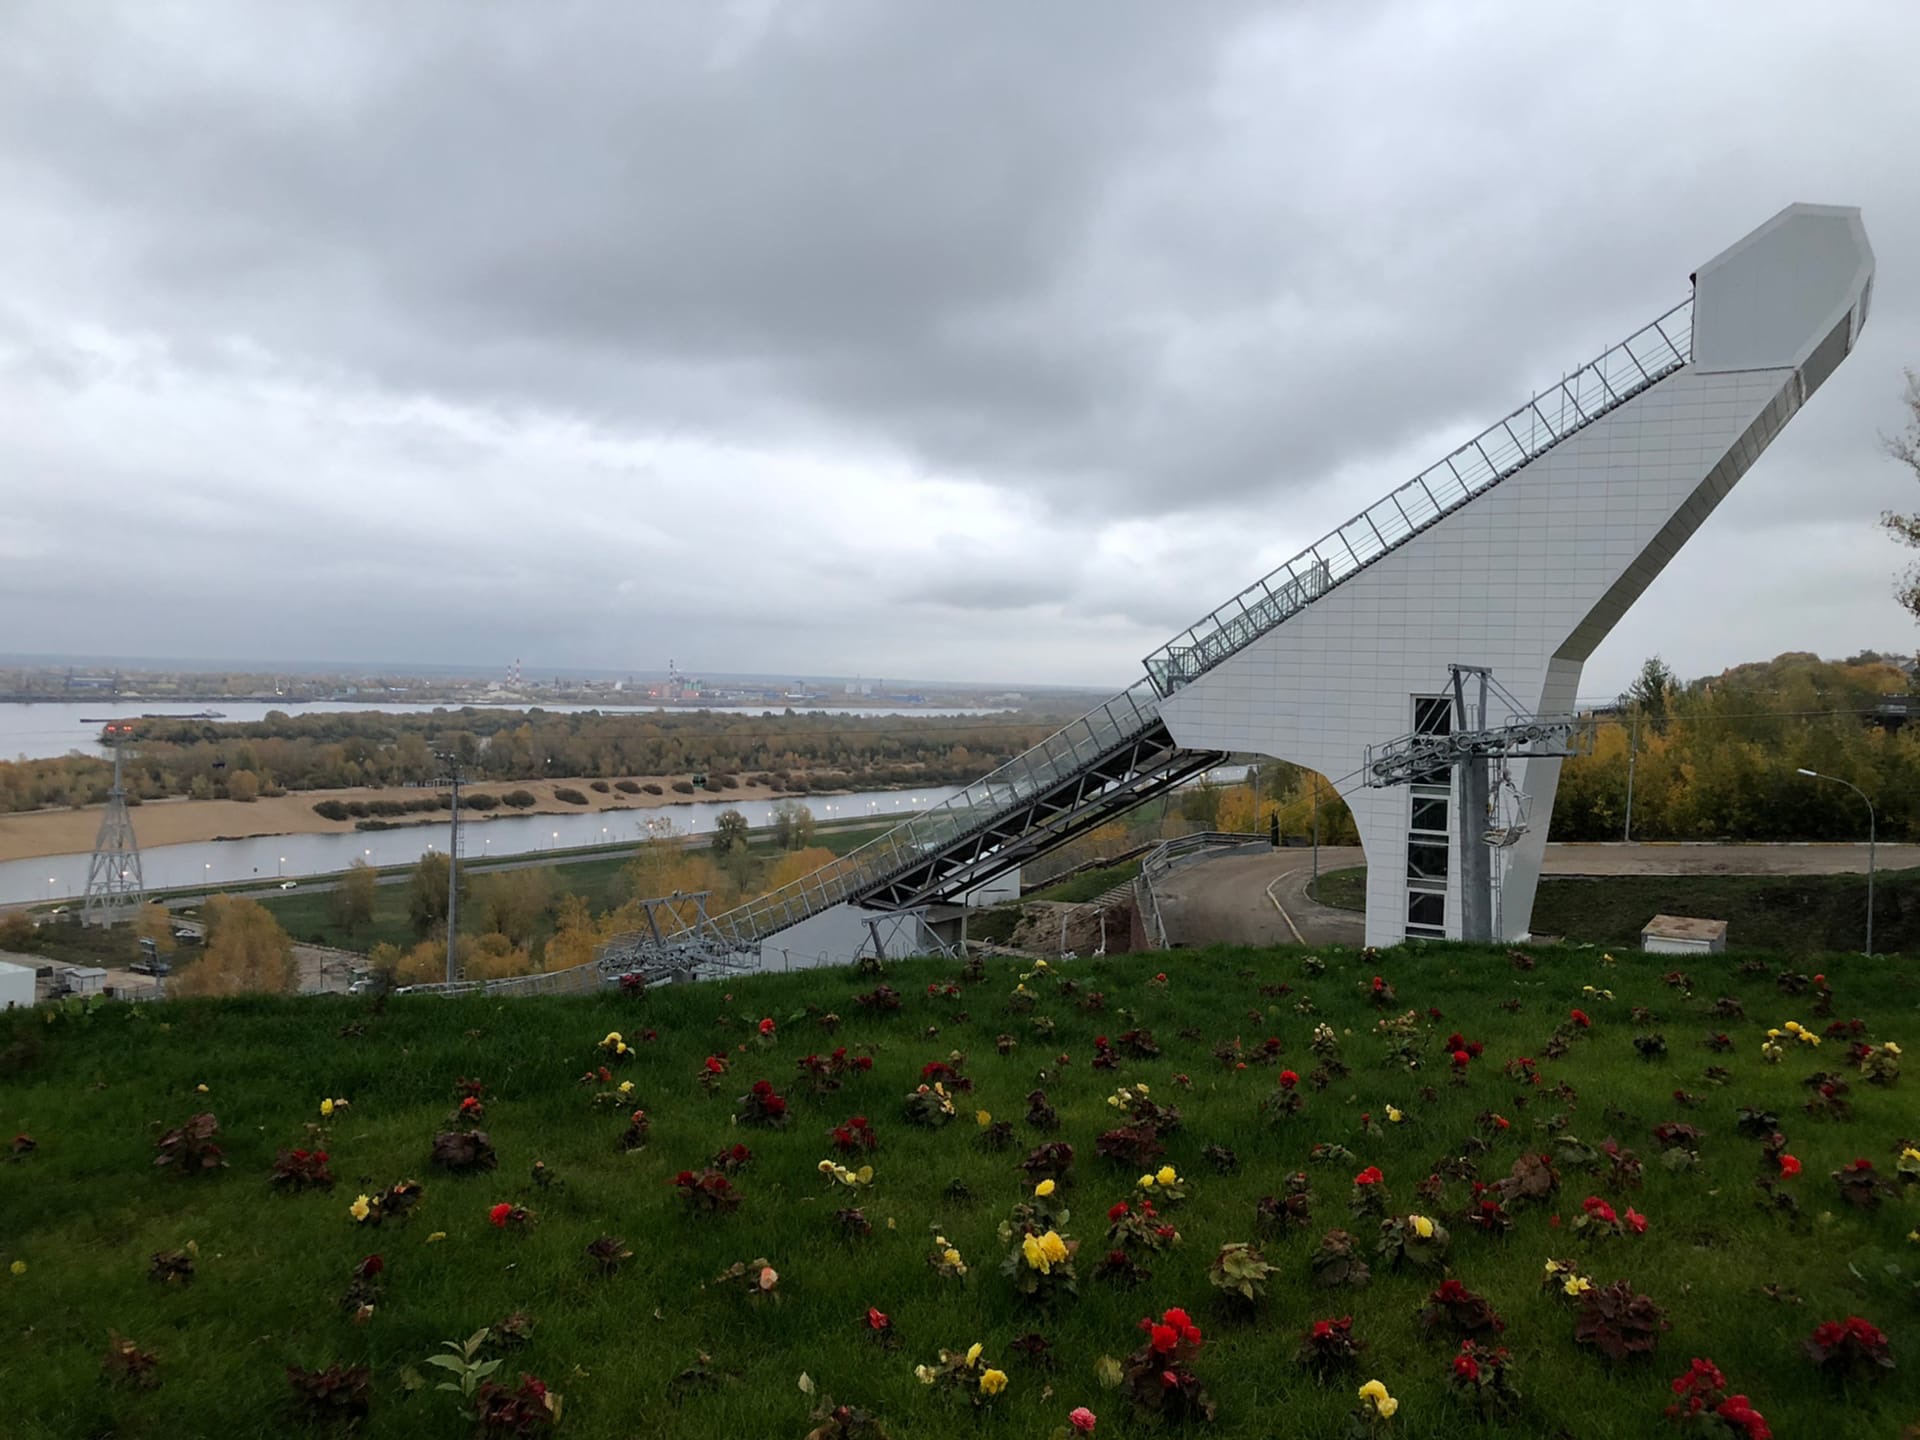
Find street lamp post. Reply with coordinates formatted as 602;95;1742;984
1796;768;1875;955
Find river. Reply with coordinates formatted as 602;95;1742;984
1;785;967;906
0;700;1011;762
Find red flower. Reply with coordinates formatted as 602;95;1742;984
1162;1307;1191;1330
673;1170;694;1186
1279;1069;1298;1089
1160;1369;1179;1389
1548;1214;1561;1228
704;1056;725;1073
1625;1207;1647;1234
1108;1202;1129;1221
1570;1009;1591;1028
1452;1050;1471;1067
1371;976;1384;991
866;1307;889;1330
1149;1324;1179;1354
1182;1324;1202;1345
1312;1320;1332;1338
356;1254;384;1278
460;1096;481;1112
1494;1115;1510;1130
488;1202;512;1227
1354;1166;1383;1186
314;1150;329;1163
1155;1225;1178;1243
1582;1196;1617;1225
1454;1351;1480;1382
1778;1154;1801;1178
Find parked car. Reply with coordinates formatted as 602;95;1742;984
172;928;200;943
129;959;172;977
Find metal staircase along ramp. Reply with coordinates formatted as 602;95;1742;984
1141;294;1696;695
599;679;1226;972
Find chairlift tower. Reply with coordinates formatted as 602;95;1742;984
82;722;145;924
1361;666;1584;943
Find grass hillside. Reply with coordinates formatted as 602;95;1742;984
4;943;1917;1438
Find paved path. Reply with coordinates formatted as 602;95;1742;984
1153;842;1917;950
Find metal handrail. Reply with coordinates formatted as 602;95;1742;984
1142;296;1696;694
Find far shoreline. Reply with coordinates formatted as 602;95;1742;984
0;773;869;863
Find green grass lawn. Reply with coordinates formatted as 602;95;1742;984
1312;865;1919;955
1024;860;1145;905
4;944;1916;1438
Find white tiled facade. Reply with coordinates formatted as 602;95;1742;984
1159;205;1875;946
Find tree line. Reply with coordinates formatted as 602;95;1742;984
0;707;1066;813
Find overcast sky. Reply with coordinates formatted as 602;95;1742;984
3;1;1918;697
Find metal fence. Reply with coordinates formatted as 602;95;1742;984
1135;831;1270;949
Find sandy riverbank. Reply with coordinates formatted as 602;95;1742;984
0;775;803;862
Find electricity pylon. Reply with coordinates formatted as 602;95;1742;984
82;722;145;924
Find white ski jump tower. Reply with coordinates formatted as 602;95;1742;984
599;203;1873;975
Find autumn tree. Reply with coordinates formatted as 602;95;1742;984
330;859;378;937
764;846;839;892
1621;656;1678;733
226;769;261;802
1882;368;1920;616
175;895;296;996
134;902;177;956
770;800;816;850
710;808;751;855
407;852;462;938
471;867;552;946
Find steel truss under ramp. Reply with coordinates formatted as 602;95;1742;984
597;689;1225;978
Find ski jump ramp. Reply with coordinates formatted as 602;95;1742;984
602;203;1874;974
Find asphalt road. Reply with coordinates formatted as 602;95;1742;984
1152;842;1916;950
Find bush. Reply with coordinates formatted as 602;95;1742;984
643;783;664;796
464;793;500;812
553;787;589;805
614;779;642;794
503;790;537;809
312;800;351;822
671;781;695;795
345;800;370;818
590;781;611;794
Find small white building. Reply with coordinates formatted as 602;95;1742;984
0;957;35;1010
1641;915;1728;956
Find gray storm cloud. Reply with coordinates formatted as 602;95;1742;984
0;0;1916;690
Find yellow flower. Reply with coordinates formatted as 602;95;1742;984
320;1098;335;1118
1386;1106;1403;1123
603;1031;622;1046
195;1083;209;1093
617;1080;634;1096
1022;1234;1051;1273
1766;1028;1783;1040
1411;1215;1433;1239
943;1248;963;1269
1138;1174;1155;1188
966;1342;984;1367
1358;1380;1388;1403
1376;1396;1399;1419
426;1231;447;1243
1039;1230;1068;1265
1885;1042;1902;1056
1908;1230;1919;1244
914;1365;936;1385
1156;1165;1178;1187
1034;1178;1056;1198
978;1368;1008;1396
349;1194;371;1222
1135;1083;1150;1095
8;1260;24;1276
976;1109;992;1127
1903;1148;1920;1165
1543;1259;1565;1277
1564;1276;1591;1296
